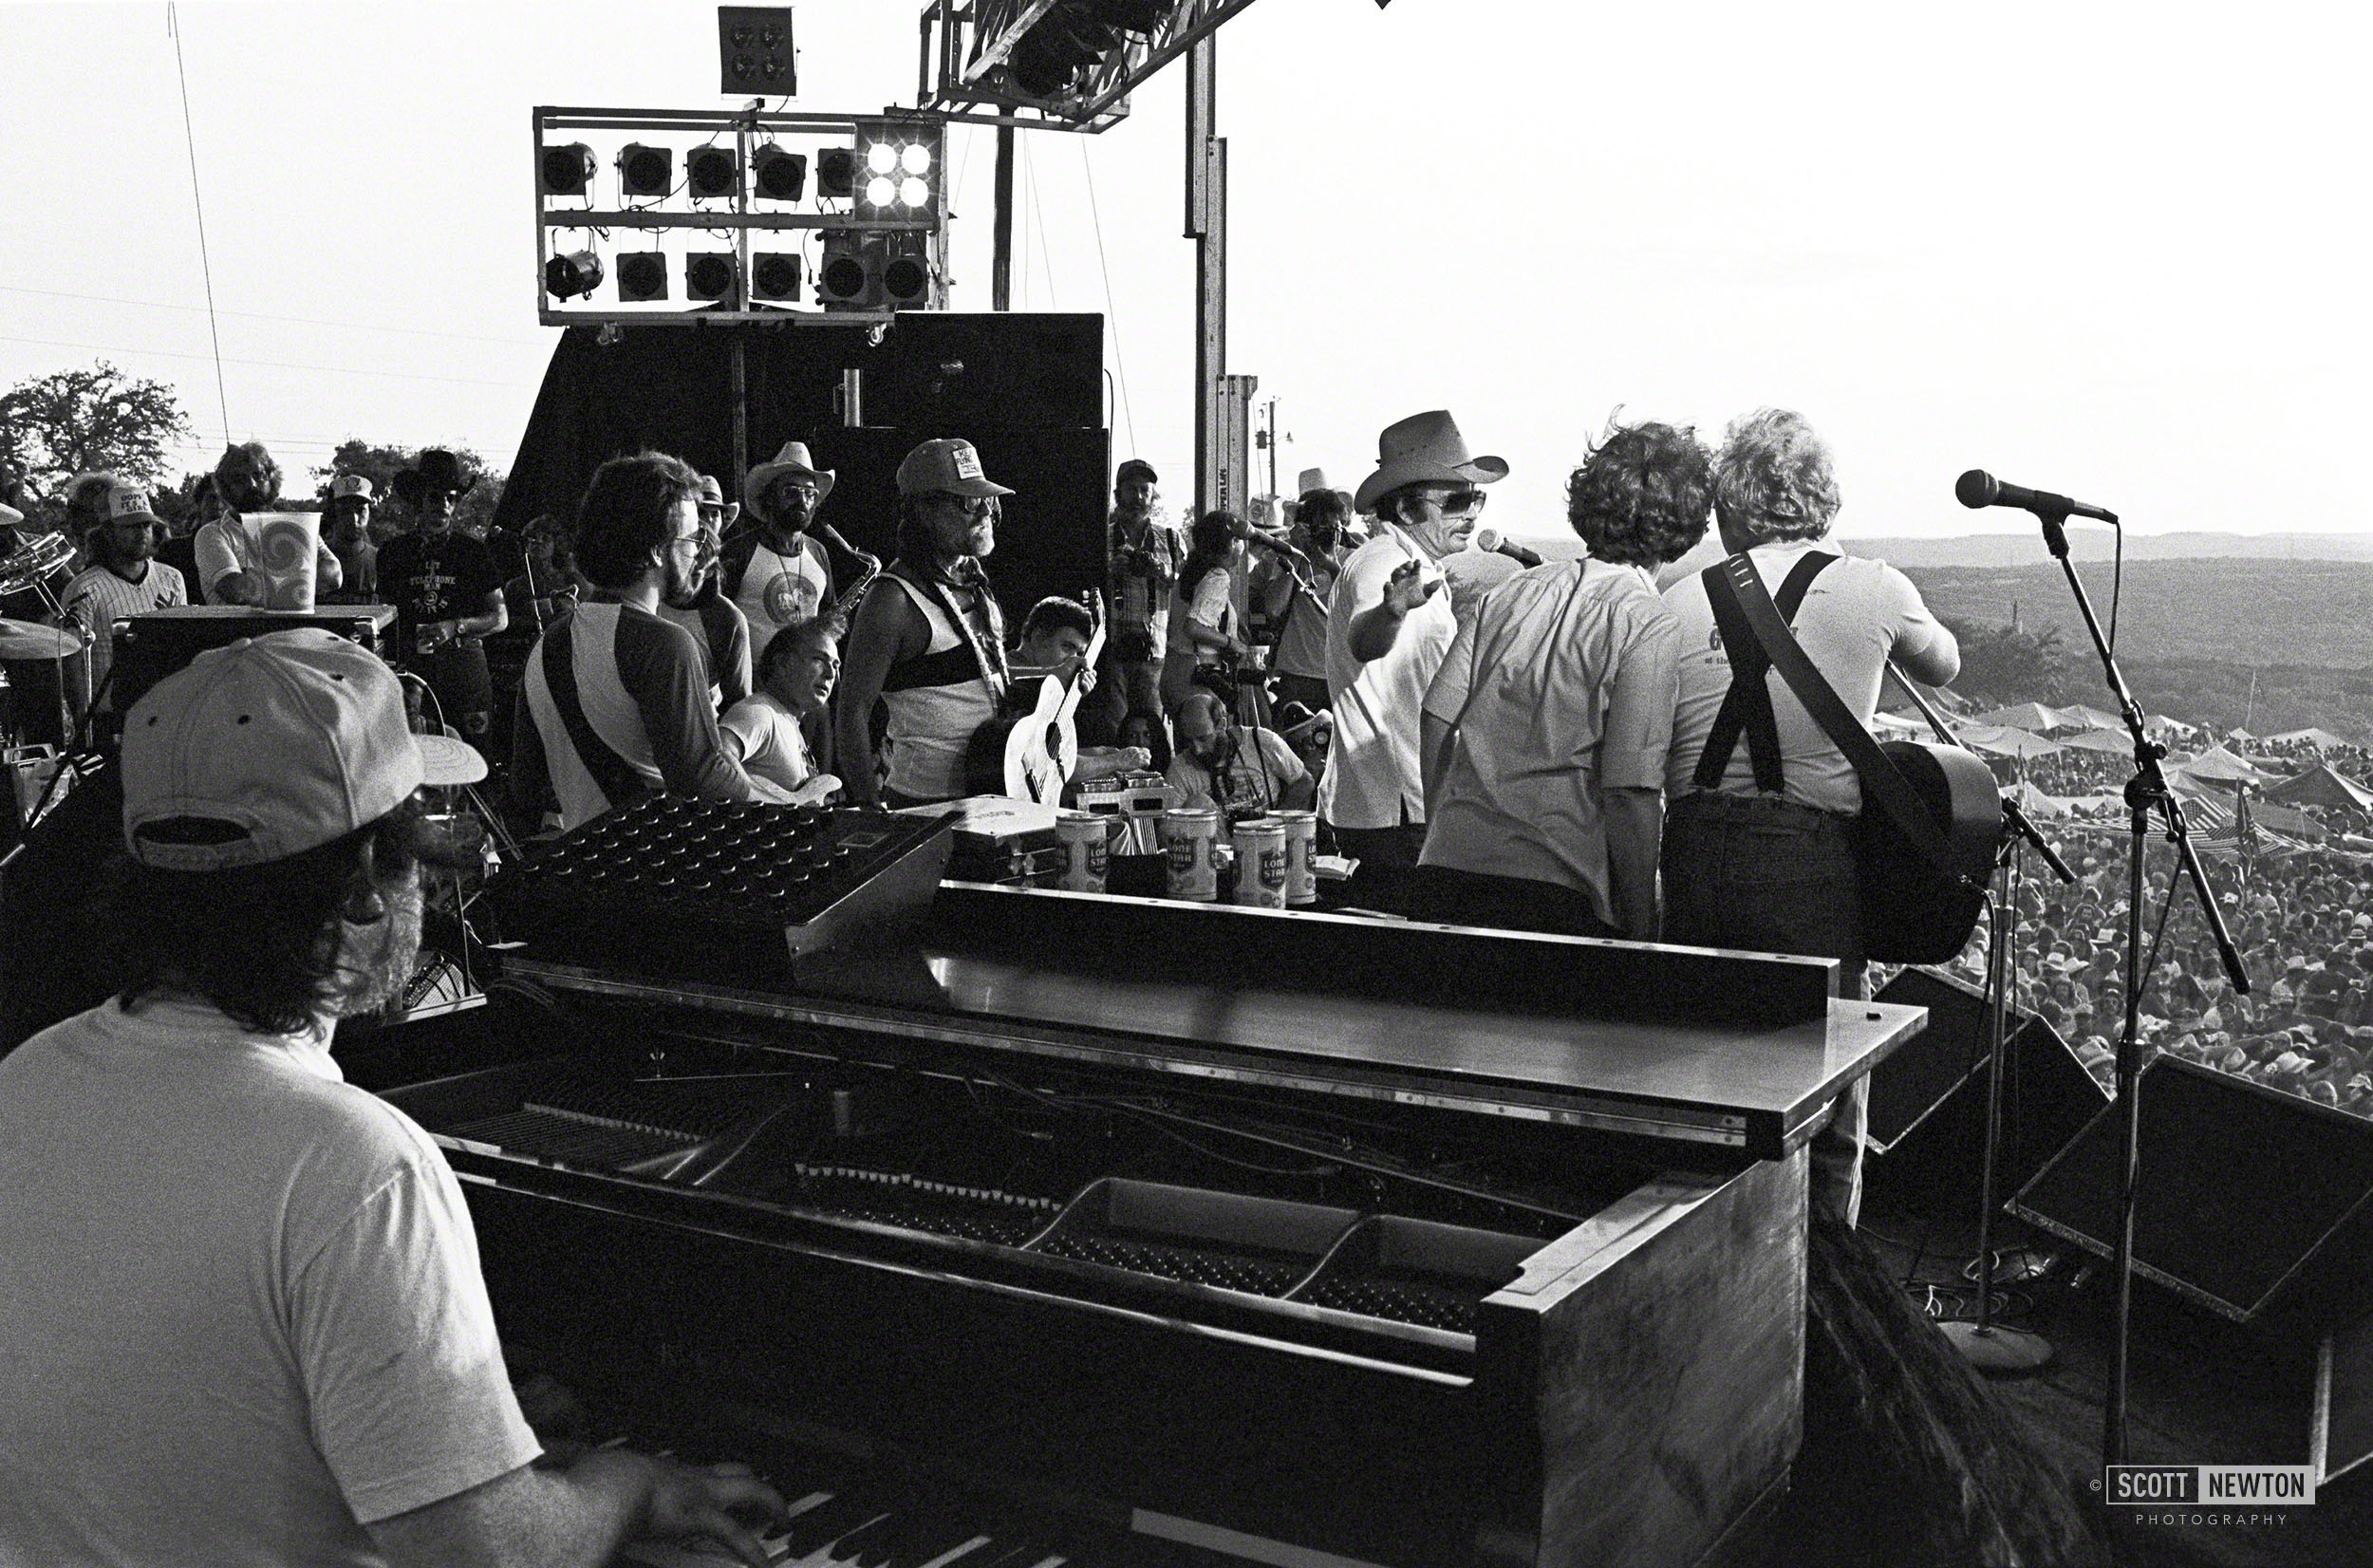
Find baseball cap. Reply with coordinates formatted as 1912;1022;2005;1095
327;474;376;504
121;628;486;871
896;438;1013;499
1116;458;1157;487
100;480;161;526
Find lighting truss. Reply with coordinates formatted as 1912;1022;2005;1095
917;0;1263;132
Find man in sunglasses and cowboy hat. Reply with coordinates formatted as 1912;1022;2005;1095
0;629;788;1567
723;440;838;668
379;449;508;746
1320;410;1504;914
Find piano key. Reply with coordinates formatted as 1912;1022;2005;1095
799;1510;897;1568
773;1493;884;1561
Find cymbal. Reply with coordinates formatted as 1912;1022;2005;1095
0;618;84;659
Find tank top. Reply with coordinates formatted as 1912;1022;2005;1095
879;564;1005;801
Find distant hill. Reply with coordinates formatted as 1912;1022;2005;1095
1841;532;2373;569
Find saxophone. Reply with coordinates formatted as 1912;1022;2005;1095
815;524;883;628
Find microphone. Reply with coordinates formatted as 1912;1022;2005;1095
1955;470;2119;526
1469;528;1543;568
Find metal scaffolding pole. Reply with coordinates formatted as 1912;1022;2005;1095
1186;35;1224;518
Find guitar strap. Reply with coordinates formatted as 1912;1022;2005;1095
1695;551;1837;793
539;614;655;815
1706;552;1964;879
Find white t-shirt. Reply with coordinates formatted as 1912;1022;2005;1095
732;535;831;664
721;688;816;793
0;998;540;1565
1663;541;1960;814
1166;725;1306;819
1319;525;1457;831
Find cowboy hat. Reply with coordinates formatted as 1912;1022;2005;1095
1353;410;1507;514
390;449;476;505
746;440;836;519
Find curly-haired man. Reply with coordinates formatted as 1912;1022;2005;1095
1660;408;1960;1223
1414;419;1713;941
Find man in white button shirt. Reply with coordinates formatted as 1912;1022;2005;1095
1319;410;1504;914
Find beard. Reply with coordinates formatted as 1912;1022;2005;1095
327;871;424;1018
662;551;709;610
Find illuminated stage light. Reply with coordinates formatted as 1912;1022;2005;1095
751;253;802;301
866;177;897;208
898;177;929;209
688;146;740;200
543;250;605;301
867;142;898;176
617;252;669;301
853;119;944;218
618;143;672;197
540;143;596;196
686;252;738;302
900;143;932;177
754;145;807;201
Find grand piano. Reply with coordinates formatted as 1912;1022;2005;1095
357;807;1922;1568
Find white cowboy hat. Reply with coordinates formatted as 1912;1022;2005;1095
1353;410;1506;514
746;440;837;517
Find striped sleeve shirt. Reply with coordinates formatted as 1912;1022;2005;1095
61;563;187;698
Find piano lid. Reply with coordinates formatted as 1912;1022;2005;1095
506;884;1923;1157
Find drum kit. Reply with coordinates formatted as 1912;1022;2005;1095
0;532;88;826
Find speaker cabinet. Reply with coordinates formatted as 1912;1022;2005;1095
861;313;1104;433
1866;966;2108;1202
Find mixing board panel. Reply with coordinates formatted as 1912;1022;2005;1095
486;798;953;980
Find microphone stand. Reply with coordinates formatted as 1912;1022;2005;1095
1886;665;2068;1373
2029;506;2250;1466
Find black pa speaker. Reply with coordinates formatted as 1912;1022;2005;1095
2010;1055;2373;1326
1866;965;2109;1203
862;313;1105;433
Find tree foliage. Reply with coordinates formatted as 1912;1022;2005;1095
1943;617;2074;706
0;362;193;495
315;439;506;539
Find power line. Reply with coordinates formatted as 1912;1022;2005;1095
0;334;533;391
166;4;229;448
1075;138;1137;458
1022;136;1059;308
0;286;551;350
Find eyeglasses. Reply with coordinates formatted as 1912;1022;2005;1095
1430;489;1487;516
935;495;1000;520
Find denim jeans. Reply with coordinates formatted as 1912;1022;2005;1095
1663;791;1868;1225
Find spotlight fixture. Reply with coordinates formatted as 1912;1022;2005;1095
618;143;673;198
687;146;739;200
1010;1;1118;99
816;147;856;199
852;120;944;218
543;249;605;301
617;252;669;301
816;232;879;308
754;144;807;202
686;252;738;302
540;142;596;196
880;237;932;308
717;6;795;95
751;253;802;301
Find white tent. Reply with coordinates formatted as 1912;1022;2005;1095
2263;727;2352;752
1971;702;2070;732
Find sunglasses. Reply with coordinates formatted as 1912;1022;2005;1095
936;495;1000;520
1431;489;1487;515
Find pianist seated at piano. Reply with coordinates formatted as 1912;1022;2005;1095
0;629;787;1568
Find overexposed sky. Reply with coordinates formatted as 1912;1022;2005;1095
2;1;2366;539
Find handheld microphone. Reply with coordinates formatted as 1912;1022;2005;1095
1955;470;2119;526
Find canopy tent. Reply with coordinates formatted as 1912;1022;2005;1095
2058;728;2136;756
2262;727;2352;752
1971;702;2070;732
2264;763;2373;814
2142;714;2198;739
1871;711;1928;737
2060;703;2123;732
2227;726;2255;743
2169;743;2269;785
2252;800;2327;842
2007;780;2066;817
1960;724;2064;759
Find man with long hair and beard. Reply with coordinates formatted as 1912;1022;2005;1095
0;630;787;1566
513;450;792;831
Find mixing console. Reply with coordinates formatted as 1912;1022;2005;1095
486;798;953;980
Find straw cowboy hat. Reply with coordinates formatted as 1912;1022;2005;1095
1353;410;1507;514
390;449;476;506
745;441;836;518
